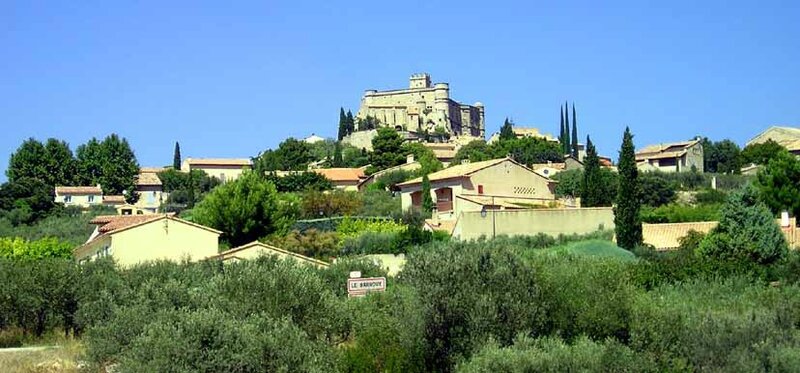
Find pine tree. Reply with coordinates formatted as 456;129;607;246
571;104;579;158
581;136;602;207
563;101;571;154
421;174;434;214
337;108;347;140
615;127;643;250
499;118;515;141
173;141;182;170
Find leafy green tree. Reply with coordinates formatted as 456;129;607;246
421;174;434;214
370;127;406;171
75;138;104;186
639;172;677;207
581;136;603;207
403;142;443;175
265;171;333;193
452;140;492;165
253;138;314;172
193;172;290;246
158;169;221;210
703;138;742;174
342;144;370;168
6;138;48;183
499;118;515;141
173;142;181;170
571;104;579;158
0;177;60;225
43;139;78;187
497;137;562;165
98;134;140;196
755;150;800;218
742;140;786;166
697;186;787;265
615;127;643;250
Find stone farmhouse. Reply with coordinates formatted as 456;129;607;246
636;138;704;173
356;73;485;138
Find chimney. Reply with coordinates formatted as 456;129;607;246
781;211;790;227
407;154;415;164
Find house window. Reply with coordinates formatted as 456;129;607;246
88;195;95;203
64;195;72;203
478;185;484;194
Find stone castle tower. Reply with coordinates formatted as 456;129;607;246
356;73;485;137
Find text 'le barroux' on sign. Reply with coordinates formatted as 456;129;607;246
347;277;387;297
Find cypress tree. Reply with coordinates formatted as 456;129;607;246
563;101;571;154
421;174;434;214
615;127;643;250
333;142;344;167
337;108;347;140
571;104;579;158
559;106;566;152
346;111;355;135
581;136;602;207
173;141;182;170
499;118;515;141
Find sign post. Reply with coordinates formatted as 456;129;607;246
347;275;387;298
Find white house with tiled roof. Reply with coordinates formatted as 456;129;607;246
181;157;252;182
636;138;704;173
74;214;220;266
397;157;558;221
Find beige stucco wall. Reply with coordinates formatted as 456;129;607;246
221;245;328;268
192;165;250;182
75;219;219;266
56;194;102;208
466;161;555;200
134;186;166;213
452;207;614;241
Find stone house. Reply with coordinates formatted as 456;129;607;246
635;139;704;173
747;126;800;156
55;186;104;208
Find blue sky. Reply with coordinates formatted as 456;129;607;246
1;0;799;181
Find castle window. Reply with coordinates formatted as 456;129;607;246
478;185;484;194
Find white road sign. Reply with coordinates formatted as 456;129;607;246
347;277;386;296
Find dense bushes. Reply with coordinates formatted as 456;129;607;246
640;203;721;223
0;237;74;259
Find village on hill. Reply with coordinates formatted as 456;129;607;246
3;73;800;372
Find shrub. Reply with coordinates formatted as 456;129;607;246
301;189;362;218
640;203;721;223
117;309;335;373
0;237;74;259
341;231;399;256
358;189;401;218
400;241;544;371
531;255;639;341
272;229;340;259
457;336;656;373
639;173;677;207
630;278;800;371
336;217;406;241
697;186;787;265
339;286;427;373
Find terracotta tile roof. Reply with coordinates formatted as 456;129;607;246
313;168;366;182
90;214;167;233
636;139;701;161
136;172;162;186
102;195;126;204
642;222;718;250
185;158;252;166
599;157;613;167
55;186;102;195
531;163;567;170
140;167;167;173
399;158;551;187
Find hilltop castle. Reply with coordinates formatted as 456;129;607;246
356;74;485;138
